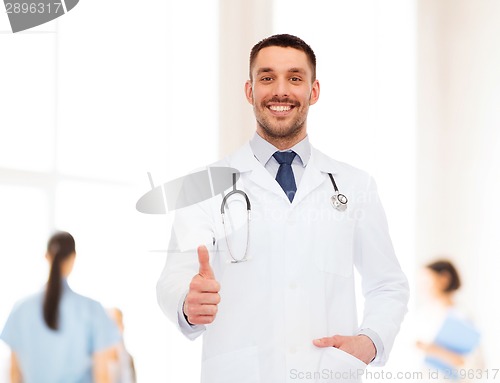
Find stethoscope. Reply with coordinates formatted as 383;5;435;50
327;173;348;212
220;172;348;263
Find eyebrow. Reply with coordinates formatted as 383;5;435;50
255;67;307;76
288;67;306;75
256;67;273;76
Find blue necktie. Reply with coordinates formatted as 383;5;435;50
273;151;297;202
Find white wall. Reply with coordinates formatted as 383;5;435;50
218;0;273;157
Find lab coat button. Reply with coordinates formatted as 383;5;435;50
289;346;297;354
289;282;297;289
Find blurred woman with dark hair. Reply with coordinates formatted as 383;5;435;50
416;260;464;363
416;259;484;381
0;231;120;383
424;260;462;306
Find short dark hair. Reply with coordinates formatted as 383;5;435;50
249;34;317;81
426;259;461;293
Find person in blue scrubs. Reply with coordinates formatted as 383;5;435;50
0;231;120;383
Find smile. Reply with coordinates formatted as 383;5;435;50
267;104;296;115
269;105;291;112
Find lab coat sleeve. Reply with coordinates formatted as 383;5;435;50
354;176;410;366
156;201;215;340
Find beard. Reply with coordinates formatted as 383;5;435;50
254;97;308;140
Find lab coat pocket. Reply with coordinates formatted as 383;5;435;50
202;346;261;383
314;218;355;277
316;347;366;383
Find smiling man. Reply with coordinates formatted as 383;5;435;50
157;34;409;383
247;43;319;149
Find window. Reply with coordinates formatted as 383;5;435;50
0;1;218;381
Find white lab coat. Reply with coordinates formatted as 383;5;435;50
157;143;409;383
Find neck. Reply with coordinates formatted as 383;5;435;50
437;292;454;308
61;254;75;278
256;128;307;151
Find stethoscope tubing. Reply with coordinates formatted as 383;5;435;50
220;172;347;262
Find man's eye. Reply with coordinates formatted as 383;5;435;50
290;77;301;82
261;77;273;82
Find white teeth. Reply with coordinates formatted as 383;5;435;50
269;105;291;112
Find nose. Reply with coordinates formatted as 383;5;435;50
272;78;290;98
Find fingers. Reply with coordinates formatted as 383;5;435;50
186;288;221;305
185;313;218;325
184;297;219;316
198;245;215;279
313;335;343;348
313;335;376;364
189;275;220;293
184;289;220;325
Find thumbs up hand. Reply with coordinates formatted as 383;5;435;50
183;246;221;325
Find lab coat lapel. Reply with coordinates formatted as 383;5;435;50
227;143;342;204
291;147;340;207
228;143;291;202
291;158;324;207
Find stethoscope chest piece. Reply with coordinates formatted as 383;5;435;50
327;173;348;212
331;193;348;211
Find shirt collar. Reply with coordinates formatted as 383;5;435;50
249;132;311;167
62;278;71;291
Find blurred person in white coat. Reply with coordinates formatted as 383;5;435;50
157;34;409;383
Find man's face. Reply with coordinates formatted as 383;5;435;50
245;46;320;143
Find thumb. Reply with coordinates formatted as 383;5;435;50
313;335;343;348
198;245;214;279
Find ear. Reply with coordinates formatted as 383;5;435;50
309;79;320;106
244;80;254;105
438;271;452;291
